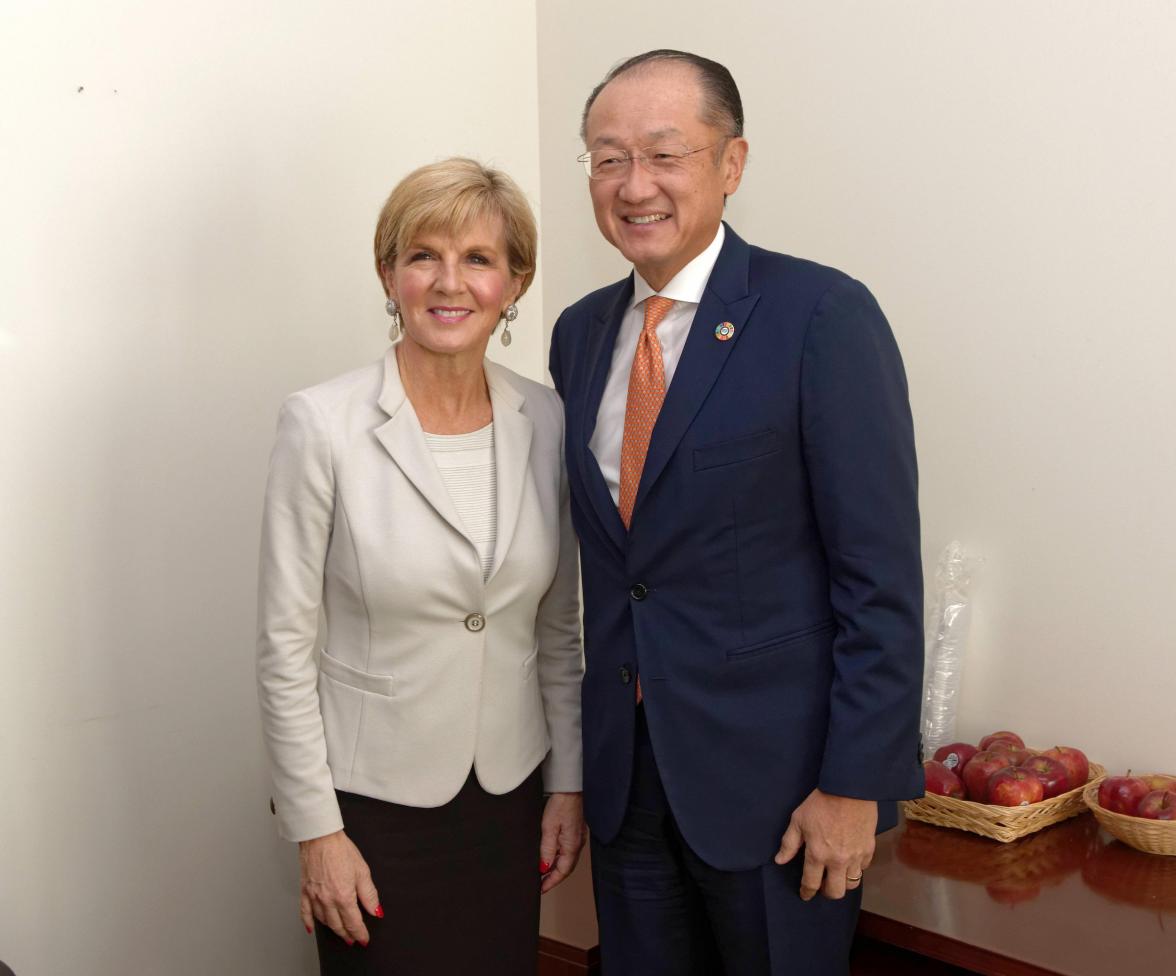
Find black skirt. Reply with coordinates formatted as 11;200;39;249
315;766;544;976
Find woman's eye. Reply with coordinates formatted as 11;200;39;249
468;253;490;265
408;251;433;262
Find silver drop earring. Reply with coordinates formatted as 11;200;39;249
385;298;402;341
500;303;518;347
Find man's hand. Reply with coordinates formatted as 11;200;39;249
539;792;586;894
774;789;877;901
299;830;382;945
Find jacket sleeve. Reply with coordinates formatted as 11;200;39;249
534;392;584;792
800;278;925;803
255;392;345;841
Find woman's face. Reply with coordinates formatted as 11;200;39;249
383;215;522;360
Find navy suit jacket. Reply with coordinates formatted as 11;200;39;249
549;225;925;871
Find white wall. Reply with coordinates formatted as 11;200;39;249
536;0;1176;775
0;3;544;973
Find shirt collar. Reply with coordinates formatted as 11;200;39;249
630;223;726;310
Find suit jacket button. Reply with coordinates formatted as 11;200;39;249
619;666;632;685
465;612;486;632
630;583;648;601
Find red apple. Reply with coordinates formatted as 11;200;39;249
1098;774;1150;816
988;743;1034;766
923;760;966;798
988;767;1045;807
963;750;1015;803
1135;789;1176;821
1020;755;1072;800
933;742;979;774
980;731;1025;751
1138;774;1176;793
1040;746;1090;791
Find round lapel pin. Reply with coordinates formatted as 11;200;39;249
714;321;735;341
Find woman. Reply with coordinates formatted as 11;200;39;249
256;158;584;975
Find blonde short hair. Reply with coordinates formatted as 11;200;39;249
374;158;537;300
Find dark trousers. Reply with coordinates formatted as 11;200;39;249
316;766;543;976
591;707;860;976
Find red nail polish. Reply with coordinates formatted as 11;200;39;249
539;860;551;873
344;938;354;947
374;904;385;919
359;940;369;948
305;925;313;934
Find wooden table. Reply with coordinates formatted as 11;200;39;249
857;811;1176;975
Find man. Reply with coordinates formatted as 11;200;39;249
548;51;924;974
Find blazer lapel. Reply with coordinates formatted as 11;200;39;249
633;227;761;518
373;348;474;548
575;278;632;556
484;362;533;582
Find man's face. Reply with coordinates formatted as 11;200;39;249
583;62;748;290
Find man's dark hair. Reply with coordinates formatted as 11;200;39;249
580;50;744;142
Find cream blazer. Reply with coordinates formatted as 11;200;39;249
256;349;583;842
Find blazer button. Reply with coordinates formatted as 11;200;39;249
619;666;632;685
465;612;486;633
630;583;648;601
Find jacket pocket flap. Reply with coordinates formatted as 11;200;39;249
318;648;396;697
726;621;836;661
694;428;782;470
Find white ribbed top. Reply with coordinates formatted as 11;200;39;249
423;422;497;582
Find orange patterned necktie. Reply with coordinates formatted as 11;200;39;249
619;296;673;706
618;296;673;529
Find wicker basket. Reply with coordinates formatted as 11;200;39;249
903;762;1105;843
1083;776;1176;856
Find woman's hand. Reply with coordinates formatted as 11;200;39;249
539;792;586;893
298;830;383;946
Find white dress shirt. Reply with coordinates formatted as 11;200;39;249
590;224;726;506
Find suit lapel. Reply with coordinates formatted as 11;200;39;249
484;362;533;582
633;227;760;518
574;278;632;556
373;348;474;549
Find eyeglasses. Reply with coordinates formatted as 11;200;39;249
576;142;725;181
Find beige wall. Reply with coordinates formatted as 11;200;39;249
0;2;543;973
536;0;1176;942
